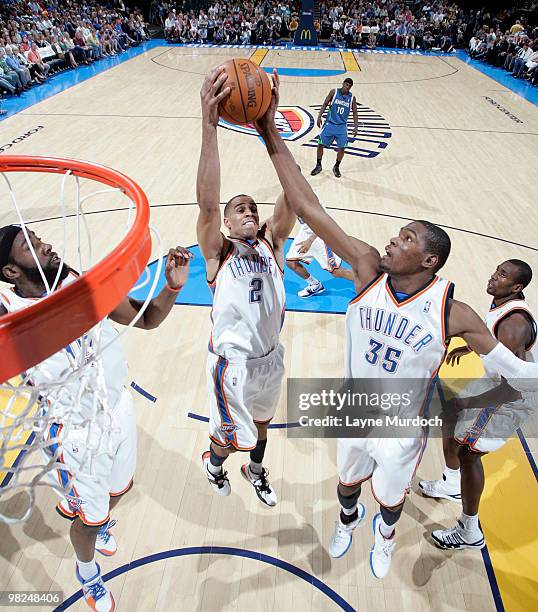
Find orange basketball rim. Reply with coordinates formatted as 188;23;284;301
0;155;151;383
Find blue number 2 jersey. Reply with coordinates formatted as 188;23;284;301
326;88;354;127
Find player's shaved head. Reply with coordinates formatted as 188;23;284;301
507;259;532;288
415;220;451;272
224;194;254;217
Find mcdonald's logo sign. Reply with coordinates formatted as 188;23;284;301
300;29;312;41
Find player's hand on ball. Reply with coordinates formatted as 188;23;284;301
200;66;230;127
254;69;280;135
165;246;193;290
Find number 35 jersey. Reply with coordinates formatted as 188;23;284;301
345;273;454;408
208;236;286;360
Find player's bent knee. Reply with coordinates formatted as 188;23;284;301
338;481;361;497
254;421;269;434
72;517;102;533
380;502;403;526
338;483;361;505
457;444;485;463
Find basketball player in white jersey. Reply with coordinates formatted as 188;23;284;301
419;259;536;550
197;67;295;506
248;82;538;578
0;224;191;612
286;207;354;297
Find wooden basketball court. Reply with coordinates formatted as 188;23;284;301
0;45;537;611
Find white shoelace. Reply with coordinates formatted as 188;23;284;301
376;531;396;556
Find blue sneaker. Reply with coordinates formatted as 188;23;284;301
76;563;115;611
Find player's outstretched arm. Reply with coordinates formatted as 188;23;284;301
265;191;296;264
196;66;230;272
255;71;380;288
110;246;192;329
447;299;538;392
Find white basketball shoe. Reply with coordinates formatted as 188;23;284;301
432;520;485;551
240;464;278;507
328;503;366;558
202;451;231;497
370;513;396;579
418;477;461;502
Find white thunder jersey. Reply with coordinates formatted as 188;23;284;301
0;272;128;424
486;296;537;362
208;236;285;360
345;273;454;408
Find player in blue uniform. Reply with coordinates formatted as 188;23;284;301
311;78;358;178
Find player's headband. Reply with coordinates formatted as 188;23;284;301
0;225;22;283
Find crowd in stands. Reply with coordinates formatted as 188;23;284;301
0;0;149;102
468;15;538;86
156;1;471;52
2;1;537;105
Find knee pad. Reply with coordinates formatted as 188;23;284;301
337;484;361;509
380;503;403;526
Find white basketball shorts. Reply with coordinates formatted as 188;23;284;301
337;435;427;507
452;376;532;453
286;235;342;272
44;387;137;526
207;344;285;450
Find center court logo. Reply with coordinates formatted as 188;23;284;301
304;103;393;159
218;106;314;141
219;103;392;159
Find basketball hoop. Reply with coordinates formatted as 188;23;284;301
0;156;151;383
0;155;161;523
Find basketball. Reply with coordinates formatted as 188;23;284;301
218;58;272;125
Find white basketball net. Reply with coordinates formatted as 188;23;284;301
0;166;162;523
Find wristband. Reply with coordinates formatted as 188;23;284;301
166;283;183;293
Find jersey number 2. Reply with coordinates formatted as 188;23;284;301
249;278;263;303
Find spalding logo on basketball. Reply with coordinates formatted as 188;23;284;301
218;106;315;141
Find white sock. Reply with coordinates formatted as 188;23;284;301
306;275;319;286
207;461;223;476
460;512;479;532
77;558;98;581
379;516;395;539
443;466;461;490
249;461;262;475
341;504;357;516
